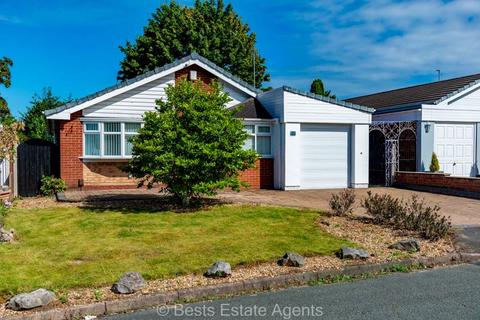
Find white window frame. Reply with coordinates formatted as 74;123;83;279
244;123;273;158
83;121;142;159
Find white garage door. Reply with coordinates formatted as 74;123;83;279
300;124;350;189
435;123;475;177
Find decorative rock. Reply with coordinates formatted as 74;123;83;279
277;252;305;267
204;261;232;278
0;227;14;243
389;239;421;252
111;272;146;294
339;247;370;260
7;289;56;311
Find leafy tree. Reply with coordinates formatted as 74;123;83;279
21;88;66;142
127;79;257;205
0;57;13;124
310;78;336;99
118;0;269;88
429;152;440;172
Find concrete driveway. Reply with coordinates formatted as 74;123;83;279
220;187;480;227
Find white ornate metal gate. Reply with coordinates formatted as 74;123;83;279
369;121;417;186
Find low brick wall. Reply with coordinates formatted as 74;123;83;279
71;158;274;191
395;171;480;198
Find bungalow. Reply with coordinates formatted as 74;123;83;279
346;73;480;182
45;53;374;190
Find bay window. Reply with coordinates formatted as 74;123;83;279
244;124;272;157
83;122;141;158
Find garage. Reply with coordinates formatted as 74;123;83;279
435;123;475;177
300;124;350;189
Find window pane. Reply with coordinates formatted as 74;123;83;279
125;123;141;133
85;123;99;131
257;136;271;155
85;133;100;156
244;125;255;134
243;136;255;151
104;122;121;132
258;126;271;133
125;134;135;156
104;134;121;156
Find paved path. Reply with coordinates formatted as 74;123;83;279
63;187;480;226
103;264;480;320
220;188;480;226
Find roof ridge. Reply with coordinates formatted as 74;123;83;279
45;53;260;117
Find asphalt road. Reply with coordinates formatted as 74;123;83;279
103;263;480;320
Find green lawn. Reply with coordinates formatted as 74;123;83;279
0;204;352;296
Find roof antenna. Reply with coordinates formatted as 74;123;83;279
436;69;441;81
253;49;256;88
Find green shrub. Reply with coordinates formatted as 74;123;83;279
403;195;451;240
329;189;356;216
429;152;440;172
40;176;66;196
362;192;451;241
361;191;404;224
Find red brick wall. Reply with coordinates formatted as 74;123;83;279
395;171;480;193
175;65;216;89
240;158;274;189
58;111;83;188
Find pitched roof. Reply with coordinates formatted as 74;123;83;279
45;53;260;118
282;86;375;114
345;73;480;110
230;98;273;119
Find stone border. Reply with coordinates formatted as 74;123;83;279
4;253;479;320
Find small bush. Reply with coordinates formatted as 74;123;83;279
329;189;356;216
40;176;66;196
361;191;404;224
429;152;440;172
362;192;451;240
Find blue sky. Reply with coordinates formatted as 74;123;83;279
1;0;480;117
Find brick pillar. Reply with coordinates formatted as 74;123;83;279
59;111;83;188
239;158;274;189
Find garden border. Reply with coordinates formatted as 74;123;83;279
4;252;480;320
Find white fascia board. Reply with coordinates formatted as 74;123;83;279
47;59;257;121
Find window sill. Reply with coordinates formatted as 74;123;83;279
80;157;132;162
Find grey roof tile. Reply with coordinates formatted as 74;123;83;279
345;73;480;110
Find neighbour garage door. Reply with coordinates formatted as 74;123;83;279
300;124;350;189
435;123;475;177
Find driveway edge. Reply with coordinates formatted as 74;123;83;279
4;253;477;320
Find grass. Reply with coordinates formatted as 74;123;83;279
0;204;353;297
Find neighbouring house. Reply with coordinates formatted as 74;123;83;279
45;53;374;191
346;73;480;185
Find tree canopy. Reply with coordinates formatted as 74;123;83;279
310;78;336;99
118;0;269;88
21;88;66;142
126;79;257;205
0;57;13;124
